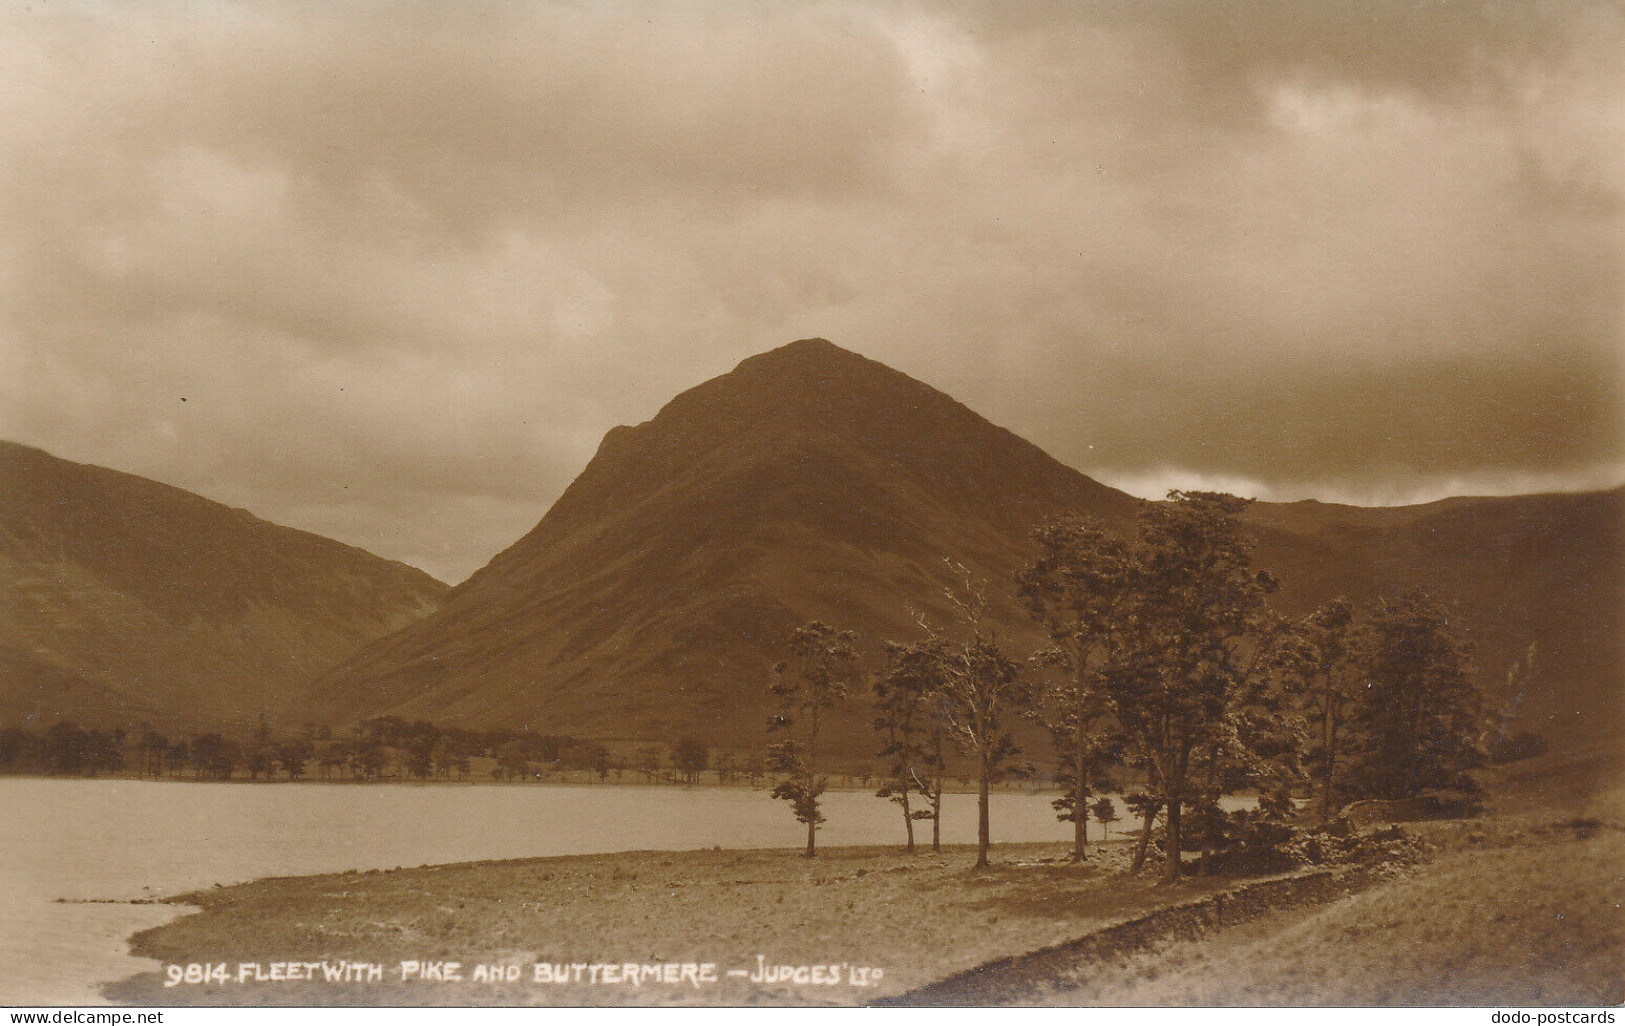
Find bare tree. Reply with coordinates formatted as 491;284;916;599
891;563;1034;870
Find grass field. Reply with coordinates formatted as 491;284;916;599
1036;817;1622;1006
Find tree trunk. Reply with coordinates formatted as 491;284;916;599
1162;800;1183;884
1072;725;1089;861
901;788;916;854
976;752;992;869
805;811;817;858
1130;801;1159;873
931;775;943;853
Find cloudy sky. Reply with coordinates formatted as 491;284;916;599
1;0;1619;583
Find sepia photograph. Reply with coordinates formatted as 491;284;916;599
0;0;1619;1012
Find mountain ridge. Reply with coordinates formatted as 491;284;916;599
313;339;1620;753
0;440;449;730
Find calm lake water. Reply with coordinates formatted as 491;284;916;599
2;776;1131;1005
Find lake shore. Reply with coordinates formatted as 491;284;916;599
107;837;1249;1006
103;765;1625;1007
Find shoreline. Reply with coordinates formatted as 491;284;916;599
0;770;1072;796
104;837;1207;1005
100;764;1625;1007
107;817;1625;1008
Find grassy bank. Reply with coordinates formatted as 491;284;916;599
1035;816;1623;1005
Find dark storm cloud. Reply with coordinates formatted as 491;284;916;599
0;0;1617;581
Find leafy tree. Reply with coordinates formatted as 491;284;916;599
741;753;765;788
1018;515;1131;859
494;740;531;782
316;743;345;780
713;751;737;785
1276;597;1364;821
135;726;169;778
429;737;454;780
672;737;710;786
1091;796;1119;842
166;738;189;778
634;745;663;784
1123;791;1162;871
1347;590;1486;800
0;728;28;772
243;743;273;780
874;639;948;853
350;738;387;780
591;746;612;783
1099;492;1280;882
44;722;88;775
403;733;436;780
768;621;859;858
190;733;235;780
275;739;314;780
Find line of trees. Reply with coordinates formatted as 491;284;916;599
765;491;1496;879
0;713;781;789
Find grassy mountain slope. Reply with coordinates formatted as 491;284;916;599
314;340;1620;756
0;441;448;730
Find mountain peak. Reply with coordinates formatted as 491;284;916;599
768;336;840;354
739;337;859;369
723;337;893;389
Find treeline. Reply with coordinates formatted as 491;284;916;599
0;714;776;786
766;491;1538;877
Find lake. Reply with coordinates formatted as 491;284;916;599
0;777;1238;1005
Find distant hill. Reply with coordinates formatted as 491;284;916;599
313;339;1620;755
0;441;448;731
1243;488;1623;746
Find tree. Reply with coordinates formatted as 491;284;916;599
166;738;189;778
275;739;314;780
898;564;1035;870
44;722;89;775
713;751;737;785
136;726;169;778
874;640;948;853
768;621;859;858
1276;597;1363;821
495;741;532;783
1123;791;1161;871
672;738;709;786
1098;492;1280;882
634;745;663;784
1018;515;1131;859
1092;796;1119;843
1346;590;1486;800
191;733;235;780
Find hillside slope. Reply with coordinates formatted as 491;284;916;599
310;339;1140;746
0;441;448;730
1244;488;1623;742
314;340;1620;753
